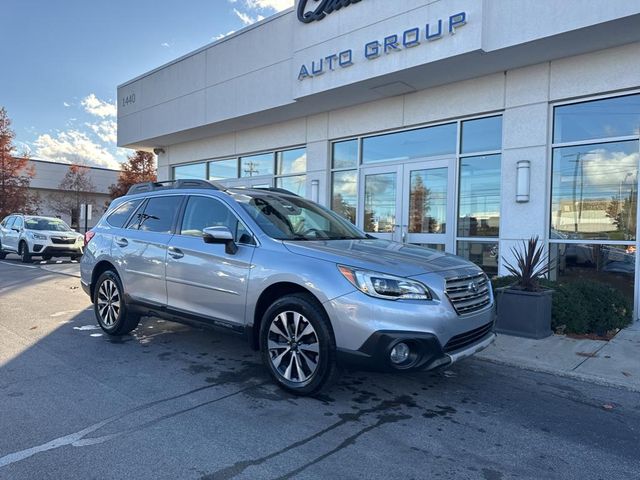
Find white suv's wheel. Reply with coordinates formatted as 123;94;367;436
19;241;32;263
260;293;338;396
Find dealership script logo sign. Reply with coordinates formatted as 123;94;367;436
298;0;363;24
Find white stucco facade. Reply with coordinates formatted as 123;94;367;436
118;0;640;318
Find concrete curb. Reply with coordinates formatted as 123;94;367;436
476;355;640;393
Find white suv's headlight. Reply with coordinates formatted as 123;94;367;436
338;265;432;301
30;232;47;241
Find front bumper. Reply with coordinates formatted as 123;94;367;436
337;327;496;372
32;244;83;257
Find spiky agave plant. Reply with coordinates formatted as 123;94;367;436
503;236;551;291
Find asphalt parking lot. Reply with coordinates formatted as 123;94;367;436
1;258;639;480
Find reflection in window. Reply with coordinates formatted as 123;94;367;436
362;123;456;163
458;155;501;237
240;153;274;177
277;148;307;175
332;140;358;169
413;243;446;252
277;175;306;196
548;243;635;305
554;94;640;143
209;159;238;180
364;173;396;233
461;116;503;154
551;141;639;241
409;168;447;234
331;170;357;224
174;163;206;180
457;241;499;276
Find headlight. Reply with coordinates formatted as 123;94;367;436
30;232;47;240
338;265;432;301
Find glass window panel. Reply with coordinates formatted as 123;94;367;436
174;163;206;180
457;241;499;277
412;243;446;252
277;148;307;175
363;172;396;233
180;195;251;243
458;154;501;237
131;196;182;234
362;123;456;164
551;141;639;241
409;168;447;234
240;153;274;177
461;116;503;154
331;170;357;224
107;200;142;228
277;175;306;197
208;159;238;180
548;243;635;307
332;140;358;169
554;94;640;143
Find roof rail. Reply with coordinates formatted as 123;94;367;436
250;187;300;196
126;179;225;196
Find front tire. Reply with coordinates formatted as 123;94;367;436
260;293;338;396
19;241;32;263
94;270;141;336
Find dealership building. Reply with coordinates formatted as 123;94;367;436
117;0;640;319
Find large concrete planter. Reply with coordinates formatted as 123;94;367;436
495;288;553;339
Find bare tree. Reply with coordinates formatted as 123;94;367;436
50;164;96;229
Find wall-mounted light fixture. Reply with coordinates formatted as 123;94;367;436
516;160;531;203
311;179;320;202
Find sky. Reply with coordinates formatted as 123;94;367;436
0;0;294;170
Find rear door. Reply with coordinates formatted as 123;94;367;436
0;216;16;251
114;195;184;307
166;195;256;326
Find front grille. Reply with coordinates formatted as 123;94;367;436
444;321;493;353
445;272;491;315
51;237;75;245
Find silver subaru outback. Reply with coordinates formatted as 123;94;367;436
81;180;495;395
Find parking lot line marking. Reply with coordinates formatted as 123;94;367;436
0;261;38;269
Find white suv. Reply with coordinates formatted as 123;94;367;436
0;214;84;263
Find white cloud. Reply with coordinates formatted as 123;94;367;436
245;0;293;11
81;94;116;118
234;8;264;25
86;120;117;144
213;30;236;41
63;102;71;107
34;130;120;169
161;42;171;48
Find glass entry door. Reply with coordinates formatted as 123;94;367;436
358;160;454;251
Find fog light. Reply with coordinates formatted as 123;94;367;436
390;342;410;364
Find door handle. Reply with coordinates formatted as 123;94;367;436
115;238;128;248
168;246;184;259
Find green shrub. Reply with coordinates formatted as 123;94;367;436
491;277;632;335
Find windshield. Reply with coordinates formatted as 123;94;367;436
233;191;368;241
25;218;72;232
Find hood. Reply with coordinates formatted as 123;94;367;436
283;239;476;277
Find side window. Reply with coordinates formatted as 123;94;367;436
13;217;23;229
180;196;253;244
129;196;182;234
107;199;142;228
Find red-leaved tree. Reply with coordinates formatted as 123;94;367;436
0;107;39;218
108;151;156;200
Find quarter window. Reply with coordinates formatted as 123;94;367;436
106;200;143;228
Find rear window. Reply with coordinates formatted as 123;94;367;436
106;200;142;228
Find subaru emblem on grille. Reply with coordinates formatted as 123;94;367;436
468;282;478;293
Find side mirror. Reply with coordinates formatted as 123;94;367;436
202;226;238;255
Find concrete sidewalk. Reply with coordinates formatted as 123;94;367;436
477;323;640;392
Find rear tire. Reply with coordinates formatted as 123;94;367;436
71;255;81;261
19;241;32;263
42;254;52;261
260;293;339;396
93;270;141;336
0;241;6;259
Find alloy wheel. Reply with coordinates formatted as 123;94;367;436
97;279;121;327
267;311;320;383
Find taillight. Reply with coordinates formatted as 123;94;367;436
84;230;95;247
